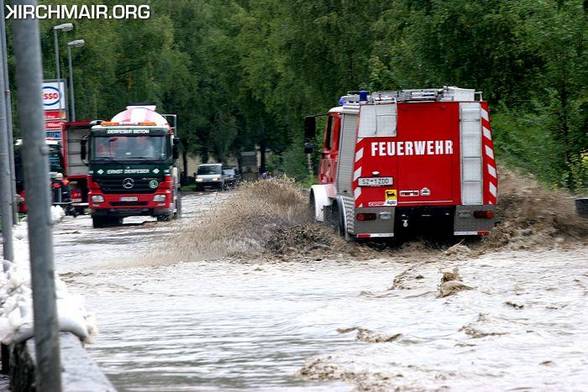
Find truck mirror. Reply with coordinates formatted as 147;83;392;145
80;139;87;161
172;144;179;160
304;116;316;141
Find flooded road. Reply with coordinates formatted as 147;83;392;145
51;191;588;391
54;192;351;391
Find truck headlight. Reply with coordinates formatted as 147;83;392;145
153;194;166;202
91;195;104;203
196;178;203;182
213;177;221;181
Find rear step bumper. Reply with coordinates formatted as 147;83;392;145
350;205;496;238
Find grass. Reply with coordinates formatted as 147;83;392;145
180;183;198;192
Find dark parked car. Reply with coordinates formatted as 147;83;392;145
222;167;241;188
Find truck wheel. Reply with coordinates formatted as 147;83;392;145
174;191;182;219
157;214;172;222
92;216;107;228
94;216;122;227
330;204;346;237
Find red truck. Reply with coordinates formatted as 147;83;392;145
306;87;497;240
61;120;93;214
15;122;91;215
84;106;181;228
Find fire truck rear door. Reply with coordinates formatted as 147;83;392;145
395;102;461;206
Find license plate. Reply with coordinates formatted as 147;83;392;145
120;196;138;202
358;177;393;187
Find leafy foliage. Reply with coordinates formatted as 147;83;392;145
17;0;587;190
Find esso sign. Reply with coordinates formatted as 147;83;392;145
42;81;66;111
43;87;61;106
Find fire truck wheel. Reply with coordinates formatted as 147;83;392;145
157;214;173;222
92;216;122;228
92;216;108;228
330;204;346;238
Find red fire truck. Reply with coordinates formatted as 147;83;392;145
306;87;497;239
15;121;92;215
61;120;93;214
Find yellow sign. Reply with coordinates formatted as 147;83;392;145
385;189;397;206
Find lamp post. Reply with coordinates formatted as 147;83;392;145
67;39;84;122
52;23;73;82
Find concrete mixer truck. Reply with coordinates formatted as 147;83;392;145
82;105;181;228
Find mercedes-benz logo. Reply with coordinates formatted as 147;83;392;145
122;178;135;189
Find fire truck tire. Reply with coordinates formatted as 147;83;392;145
92;216;122;228
92;216;109;228
92;216;104;228
309;185;332;222
330;203;346;238
157;214;173;222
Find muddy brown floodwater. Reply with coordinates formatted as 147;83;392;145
52;176;587;391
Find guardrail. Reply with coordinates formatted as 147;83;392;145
8;332;115;392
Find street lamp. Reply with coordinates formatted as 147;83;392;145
52;23;73;82
67;39;85;122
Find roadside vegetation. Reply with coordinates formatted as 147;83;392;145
4;0;586;191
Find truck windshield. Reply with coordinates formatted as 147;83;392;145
91;135;168;161
48;145;64;173
197;165;222;175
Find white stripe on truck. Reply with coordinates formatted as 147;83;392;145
483;126;492;140
481;109;489;121
353;167;362;181
485;145;494;159
488;164;497;178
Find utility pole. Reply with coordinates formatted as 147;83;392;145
11;1;62;390
0;4;13;376
0;1;13;263
0;1;17;223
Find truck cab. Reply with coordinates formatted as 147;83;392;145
85;106;181;228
